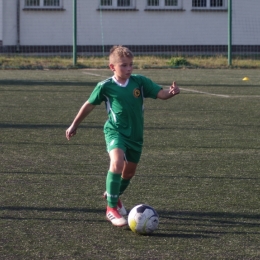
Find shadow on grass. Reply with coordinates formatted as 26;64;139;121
1;206;259;238
123;227;212;238
2;122;258;131
0;80;96;87
152;210;260;238
160;210;259;227
0;123;103;129
0;206;105;222
1;79;257;88
0;206;103;213
152;232;213;239
135;174;260;180
158;210;260;221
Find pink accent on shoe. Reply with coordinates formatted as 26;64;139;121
106;206;127;227
103;191;127;216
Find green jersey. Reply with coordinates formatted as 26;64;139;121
88;74;162;145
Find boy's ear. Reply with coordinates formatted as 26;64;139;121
109;64;115;71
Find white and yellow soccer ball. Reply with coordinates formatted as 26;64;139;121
128;204;159;235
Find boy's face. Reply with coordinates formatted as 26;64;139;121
109;57;133;83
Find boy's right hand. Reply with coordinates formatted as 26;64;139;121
66;125;77;140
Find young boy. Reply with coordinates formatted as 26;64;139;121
66;45;180;227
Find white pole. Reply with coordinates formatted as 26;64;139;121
0;0;3;46
16;0;20;52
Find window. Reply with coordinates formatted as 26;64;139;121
25;0;40;6
118;0;131;6
192;0;226;9
210;0;223;7
165;0;178;6
192;0;206;7
148;0;159;6
25;0;62;8
100;0;112;6
100;0;135;8
146;0;181;9
44;0;60;6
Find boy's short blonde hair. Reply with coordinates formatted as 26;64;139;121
109;45;134;64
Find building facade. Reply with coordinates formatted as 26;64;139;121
0;0;259;54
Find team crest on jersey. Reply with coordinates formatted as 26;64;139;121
133;88;141;98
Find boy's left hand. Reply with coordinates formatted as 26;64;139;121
169;81;180;96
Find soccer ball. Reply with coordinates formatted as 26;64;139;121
128;204;159;235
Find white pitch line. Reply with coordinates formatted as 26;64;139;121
81;72;259;99
179;88;260;98
179;87;230;98
82;71;105;77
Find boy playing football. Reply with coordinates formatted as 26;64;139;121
66;45;180;227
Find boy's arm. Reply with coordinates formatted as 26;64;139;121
66;101;96;140
157;81;180;100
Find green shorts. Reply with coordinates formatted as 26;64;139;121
105;132;142;164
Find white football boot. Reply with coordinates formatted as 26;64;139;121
106;206;128;227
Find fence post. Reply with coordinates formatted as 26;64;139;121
16;0;20;52
228;0;232;66
73;0;77;66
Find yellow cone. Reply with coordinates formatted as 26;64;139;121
243;77;249;81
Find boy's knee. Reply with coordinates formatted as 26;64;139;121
109;159;124;173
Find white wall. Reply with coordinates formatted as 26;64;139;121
77;0;228;45
20;10;73;45
2;0;73;45
2;0;17;45
1;0;260;46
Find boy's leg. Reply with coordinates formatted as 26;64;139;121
106;148;125;206
119;161;138;195
106;171;121;208
119;177;130;196
106;148;127;226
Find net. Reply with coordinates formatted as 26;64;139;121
232;0;260;59
0;0;259;69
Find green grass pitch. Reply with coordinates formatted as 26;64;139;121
1;69;260;259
